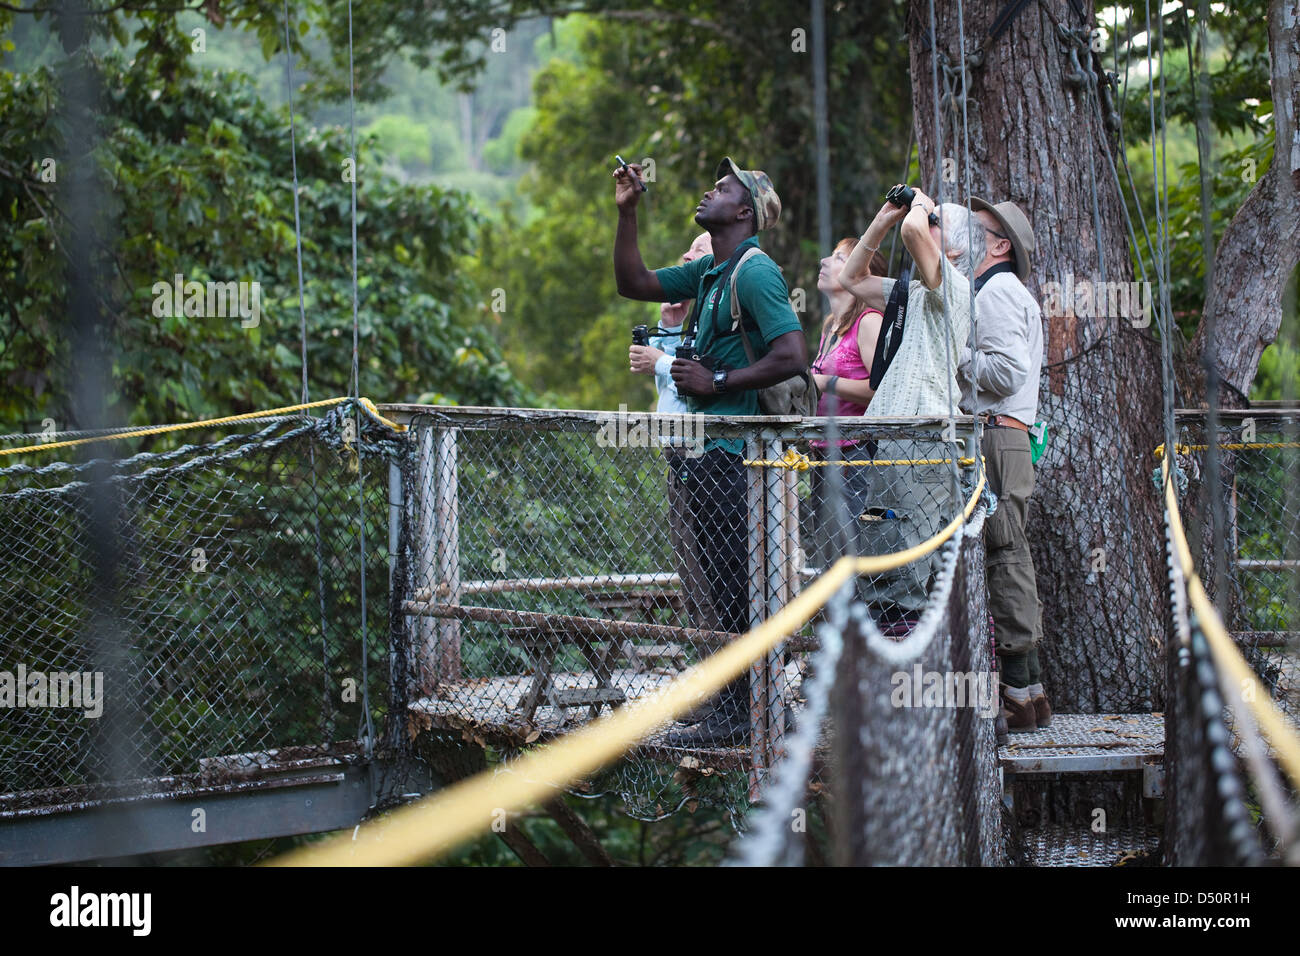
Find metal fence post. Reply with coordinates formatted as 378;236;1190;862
831;609;867;865
747;435;767;797
764;436;788;767
388;459;406;712
434;427;462;685
412;424;462;694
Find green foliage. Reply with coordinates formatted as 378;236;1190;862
481;106;537;175
1252;270;1300;402
0;48;526;431
1111;2;1292;362
434;792;738;866
475;4;913;409
0;0;519;105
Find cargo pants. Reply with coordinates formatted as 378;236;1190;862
982;425;1041;656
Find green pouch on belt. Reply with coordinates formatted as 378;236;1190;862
1029;421;1048;465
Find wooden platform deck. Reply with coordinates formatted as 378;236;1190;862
408;662;811;771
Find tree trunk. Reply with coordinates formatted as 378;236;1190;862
1190;0;1299;400
1182;0;1298;666
908;0;1168;711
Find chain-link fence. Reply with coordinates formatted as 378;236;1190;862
0;398;1036;865
0;404;402;814
1033;333;1170;716
1165;409;1300;864
392;405;997;860
1178;411;1300;719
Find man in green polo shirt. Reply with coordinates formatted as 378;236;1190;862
612;157;807;747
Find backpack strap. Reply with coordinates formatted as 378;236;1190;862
728;247;768;332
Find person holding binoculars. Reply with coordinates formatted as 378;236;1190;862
627;231;718;638
628;231;713;414
806;239;886;571
836;186;978;633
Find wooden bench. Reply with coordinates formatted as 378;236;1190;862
583;589;691;674
509;626;626;723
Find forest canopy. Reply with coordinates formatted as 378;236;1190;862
0;1;1294;426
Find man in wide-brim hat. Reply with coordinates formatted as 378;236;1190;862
963;196;1049;742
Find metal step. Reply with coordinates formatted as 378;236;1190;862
1000;712;1163;775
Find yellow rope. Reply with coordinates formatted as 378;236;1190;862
745;447;977;469
1154;441;1300;460
1161;457;1300;791
0;396;405;459
269;468;988;866
356;397;407;433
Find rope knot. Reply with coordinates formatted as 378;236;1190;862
780;447;812;472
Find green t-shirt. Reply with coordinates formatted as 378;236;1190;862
654;236;802;453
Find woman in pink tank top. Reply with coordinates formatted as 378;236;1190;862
806;239;886;572
810;238;885;446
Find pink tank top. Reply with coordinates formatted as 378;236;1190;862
806;310;878;452
811;309;878;440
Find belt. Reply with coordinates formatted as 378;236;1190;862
981;413;1029;432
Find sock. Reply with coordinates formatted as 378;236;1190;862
1004;684;1031;703
1026;682;1044;698
999;651;1029;688
1027;647;1041;684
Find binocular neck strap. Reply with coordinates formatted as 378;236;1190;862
682;247;751;342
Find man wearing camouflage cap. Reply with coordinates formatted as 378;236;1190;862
613;156;807;747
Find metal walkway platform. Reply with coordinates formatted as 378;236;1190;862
409;661;809;771
999;712;1164;775
1000;713;1165;867
1020;822;1162;867
0;747;425;866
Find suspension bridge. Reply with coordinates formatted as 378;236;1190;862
0;398;1296;866
1;0;1296;868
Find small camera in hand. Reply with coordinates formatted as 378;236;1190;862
632;325;650;346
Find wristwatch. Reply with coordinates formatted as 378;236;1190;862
712;369;729;393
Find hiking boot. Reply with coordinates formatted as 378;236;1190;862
674;697;717;727
1031;690;1053;729
663;692;749;749
1000;684;1038;734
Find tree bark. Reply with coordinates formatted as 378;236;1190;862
1189;0;1300;401
1182;0;1298;673
908;0;1168;711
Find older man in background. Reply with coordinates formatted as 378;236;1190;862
961;198;1047;741
628;232;716;634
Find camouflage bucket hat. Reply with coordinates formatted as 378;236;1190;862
716;157;781;231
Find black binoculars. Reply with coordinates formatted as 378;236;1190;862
677;333;717;370
886;184;940;226
632;324;716;369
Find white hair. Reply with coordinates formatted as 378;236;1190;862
937;202;986;280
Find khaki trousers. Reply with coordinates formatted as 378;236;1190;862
982;426;1041;655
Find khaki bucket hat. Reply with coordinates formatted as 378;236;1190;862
969;197;1035;281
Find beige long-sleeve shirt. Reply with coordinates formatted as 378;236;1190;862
958;269;1043;425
